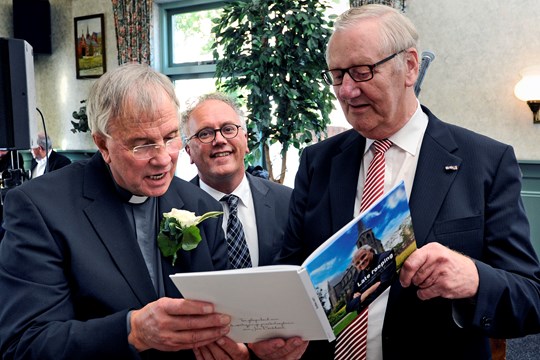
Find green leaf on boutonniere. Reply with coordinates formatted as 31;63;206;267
157;209;223;266
181;226;202;251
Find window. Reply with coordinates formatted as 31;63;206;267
159;0;351;186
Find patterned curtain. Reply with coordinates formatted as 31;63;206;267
350;0;406;12
111;0;153;65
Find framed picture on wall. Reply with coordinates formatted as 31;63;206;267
74;13;106;79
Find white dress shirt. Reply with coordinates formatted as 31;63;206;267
356;100;428;360
32;151;51;178
200;175;260;267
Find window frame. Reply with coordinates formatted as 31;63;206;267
158;0;228;79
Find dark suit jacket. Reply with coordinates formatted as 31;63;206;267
280;106;540;360
191;172;292;266
0;152;228;359
30;149;72;177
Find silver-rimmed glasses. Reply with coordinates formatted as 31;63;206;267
131;137;183;160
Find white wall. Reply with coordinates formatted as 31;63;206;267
0;0;117;151
406;0;540;160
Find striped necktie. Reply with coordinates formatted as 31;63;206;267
335;139;392;360
221;194;252;269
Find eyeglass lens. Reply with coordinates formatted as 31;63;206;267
132;138;182;159
195;124;240;143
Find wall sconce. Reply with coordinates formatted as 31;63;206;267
514;65;540;124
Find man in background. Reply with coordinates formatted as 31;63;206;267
181;92;293;268
30;131;71;178
181;92;307;359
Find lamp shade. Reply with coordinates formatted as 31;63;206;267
514;65;540;101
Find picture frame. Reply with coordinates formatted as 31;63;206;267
74;13;106;79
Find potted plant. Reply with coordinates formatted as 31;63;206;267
212;0;336;184
70;100;89;133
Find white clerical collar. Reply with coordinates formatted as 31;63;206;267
129;195;148;204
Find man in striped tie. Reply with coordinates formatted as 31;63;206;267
279;4;540;360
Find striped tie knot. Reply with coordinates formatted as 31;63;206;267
373;139;392;154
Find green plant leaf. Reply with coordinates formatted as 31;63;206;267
212;0;335;184
181;226;202;251
157;232;181;257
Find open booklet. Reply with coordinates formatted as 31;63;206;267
170;180;417;343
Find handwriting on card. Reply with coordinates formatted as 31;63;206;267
232;317;294;332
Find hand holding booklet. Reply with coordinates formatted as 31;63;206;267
170;181;417;343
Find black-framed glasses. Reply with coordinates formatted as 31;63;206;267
131;137;182;160
186;124;242;144
322;50;405;86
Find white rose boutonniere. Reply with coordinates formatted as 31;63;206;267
157;208;222;266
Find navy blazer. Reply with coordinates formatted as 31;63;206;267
191;172;292;266
30;149;72;177
0;152;228;359
281;106;540;359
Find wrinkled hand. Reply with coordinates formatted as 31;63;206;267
128;297;231;352
193;337;249;360
399;242;479;301
249;337;308;360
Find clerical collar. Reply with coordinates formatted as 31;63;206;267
116;185;148;204
129;195;148;204
108;167;149;204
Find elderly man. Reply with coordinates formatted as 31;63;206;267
280;4;540;360
0;63;307;360
30;131;71;178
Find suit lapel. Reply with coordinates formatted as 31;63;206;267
83;154;157;306
409;110;461;247
158;189;189;297
329;131;365;232
247;174;275;265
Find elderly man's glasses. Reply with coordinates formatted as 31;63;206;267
187;124;242;144
131;137;182;160
322;50;405;86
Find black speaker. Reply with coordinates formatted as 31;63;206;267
0;38;37;150
13;0;52;55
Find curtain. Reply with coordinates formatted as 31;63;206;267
111;0;153;65
350;0;406;12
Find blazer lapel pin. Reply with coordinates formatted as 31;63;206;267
444;165;459;171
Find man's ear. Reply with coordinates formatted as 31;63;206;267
404;48;420;87
243;130;249;154
184;144;196;164
93;134;111;163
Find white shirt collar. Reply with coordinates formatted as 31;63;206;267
129;195;149;204
364;100;428;156
36;149;53;165
200;173;250;207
